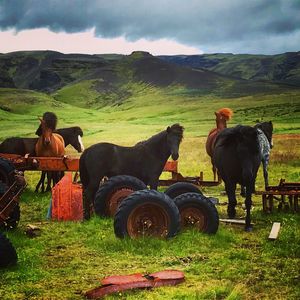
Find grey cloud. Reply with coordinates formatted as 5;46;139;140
0;0;299;54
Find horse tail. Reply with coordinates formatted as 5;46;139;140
79;150;89;189
217;108;233;120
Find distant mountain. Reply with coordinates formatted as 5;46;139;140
158;52;300;87
0;50;298;109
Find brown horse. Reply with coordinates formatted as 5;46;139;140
35;114;65;190
206;108;233;181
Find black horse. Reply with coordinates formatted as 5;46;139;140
213;125;261;231
80;124;184;218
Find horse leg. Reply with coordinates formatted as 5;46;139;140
244;185;253;231
45;171;52;192
83;181;99;220
213;165;217;182
149;178;158;190
240;185;246;197
225;182;237;219
262;158;269;190
210;158;216;181
35;171;46;193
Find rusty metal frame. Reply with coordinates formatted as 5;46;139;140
256;179;300;213
0;153;221;187
0;173;27;224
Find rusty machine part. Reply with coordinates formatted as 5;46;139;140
257;179;300;213
0;153;79;172
0;154;221;187
0;173;27;226
159;161;221;187
173;192;219;234
84;270;185;299
114;190;180;239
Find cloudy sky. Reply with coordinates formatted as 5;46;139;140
0;0;299;55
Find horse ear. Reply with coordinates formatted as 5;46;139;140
38;117;43;123
167;126;171;133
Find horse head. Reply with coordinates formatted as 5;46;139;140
39;117;52;146
166;124;184;160
69;127;84;153
254;121;273;148
215;108;233;130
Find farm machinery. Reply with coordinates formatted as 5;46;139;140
0;157;26;267
0;153;221;238
1;152;298;240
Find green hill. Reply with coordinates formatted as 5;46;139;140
159;51;300;87
0;50;299;142
1;50;298;108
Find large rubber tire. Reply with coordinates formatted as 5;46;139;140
94;175;147;217
0;205;20;230
165;182;203;199
0;158;15;186
0;232;17;268
174;192;219;234
114;190;180;239
0;181;20;230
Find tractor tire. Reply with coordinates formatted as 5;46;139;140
0;181;20;230
114;190;180;239
0;205;20;230
0;158;15;186
165;182;203;199
94;175;147;217
174;192;219;234
0;232;17;268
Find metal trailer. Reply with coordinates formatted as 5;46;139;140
257;179;300;213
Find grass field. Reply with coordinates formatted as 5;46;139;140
0;86;300;299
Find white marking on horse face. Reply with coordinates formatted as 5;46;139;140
78;135;84;152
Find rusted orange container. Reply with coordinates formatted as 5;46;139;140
51;172;83;221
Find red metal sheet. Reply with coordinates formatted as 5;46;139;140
51;173;83;221
85;270;184;299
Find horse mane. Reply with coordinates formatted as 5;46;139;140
136;123;184;146
254;121;273;144
168;123;184;142
216;108;233;120
42;112;58;131
254;121;273;133
73;126;84;136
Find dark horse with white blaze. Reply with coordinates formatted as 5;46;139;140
213;125;261;231
80;124;184;218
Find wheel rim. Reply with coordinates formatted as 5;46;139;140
107;188;134;216
180;205;208;231
127;202;171;238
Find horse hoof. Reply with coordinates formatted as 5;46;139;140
244;225;253;232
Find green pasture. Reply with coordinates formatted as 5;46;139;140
0;86;300;299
